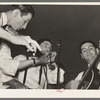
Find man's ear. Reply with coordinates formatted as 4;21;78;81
81;53;84;59
13;9;20;17
96;48;99;54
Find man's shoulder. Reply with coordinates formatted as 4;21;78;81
75;71;84;81
79;71;84;76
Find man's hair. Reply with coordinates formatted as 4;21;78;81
37;38;52;45
35;38;52;57
11;5;35;16
79;40;98;53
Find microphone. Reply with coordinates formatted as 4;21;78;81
48;52;55;70
56;40;62;88
48;64;55;70
57;40;63;47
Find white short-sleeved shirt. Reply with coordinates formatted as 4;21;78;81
18;63;65;89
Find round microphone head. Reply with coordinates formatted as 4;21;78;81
49;65;55;70
57;40;63;47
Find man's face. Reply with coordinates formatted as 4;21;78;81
10;11;32;31
81;42;98;64
40;41;52;55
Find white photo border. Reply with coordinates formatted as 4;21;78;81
0;2;100;98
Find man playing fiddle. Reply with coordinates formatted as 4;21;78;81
0;5;45;89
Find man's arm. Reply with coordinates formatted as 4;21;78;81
0;27;41;52
0;54;49;76
0;27;33;51
17;55;49;70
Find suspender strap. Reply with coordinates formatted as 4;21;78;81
43;66;48;83
38;66;42;85
38;65;48;88
43;65;48;89
23;68;28;84
23;56;29;84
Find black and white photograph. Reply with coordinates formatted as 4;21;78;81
0;2;100;98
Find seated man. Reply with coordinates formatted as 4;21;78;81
18;39;65;89
65;40;100;89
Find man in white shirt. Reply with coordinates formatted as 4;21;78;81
65;41;100;89
0;35;48;89
18;39;65;89
0;5;47;89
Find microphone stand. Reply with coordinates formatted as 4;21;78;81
57;40;62;89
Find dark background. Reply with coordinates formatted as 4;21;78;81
1;5;100;84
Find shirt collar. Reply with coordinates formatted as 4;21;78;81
2;12;7;26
